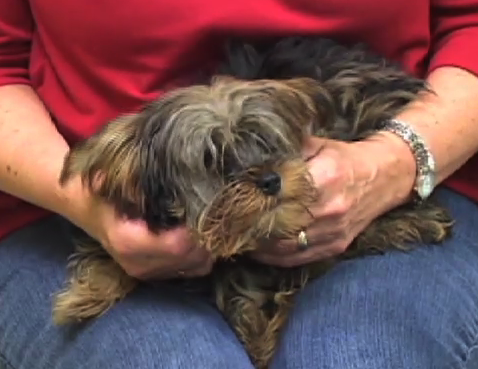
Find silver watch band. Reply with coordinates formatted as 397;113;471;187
377;119;436;201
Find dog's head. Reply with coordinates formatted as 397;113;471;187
61;77;323;258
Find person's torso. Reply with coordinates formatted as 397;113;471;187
10;0;470;240
28;0;432;140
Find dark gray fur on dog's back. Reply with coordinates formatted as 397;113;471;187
217;36;428;140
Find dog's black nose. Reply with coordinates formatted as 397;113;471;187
257;171;282;196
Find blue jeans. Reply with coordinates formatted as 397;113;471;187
1;187;478;369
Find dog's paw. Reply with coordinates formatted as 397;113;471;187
53;254;137;325
53;286;117;325
351;200;454;255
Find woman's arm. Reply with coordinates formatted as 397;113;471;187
0;0;212;279
373;66;478;205
374;0;478;202
0;84;82;219
0;83;213;278
252;0;478;265
0;0;83;220
252;66;478;267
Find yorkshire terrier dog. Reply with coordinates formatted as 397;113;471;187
53;36;453;368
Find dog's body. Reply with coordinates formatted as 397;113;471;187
53;36;453;368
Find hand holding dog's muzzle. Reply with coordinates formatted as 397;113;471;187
251;134;417;267
64;177;213;280
100;220;213;280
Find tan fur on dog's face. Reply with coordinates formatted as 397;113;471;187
61;77;322;259
197;156;317;258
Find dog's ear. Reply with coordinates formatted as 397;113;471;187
135;98;188;229
60;114;146;219
61;103;183;229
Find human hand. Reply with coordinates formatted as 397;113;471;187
251;133;417;267
59;177;213;280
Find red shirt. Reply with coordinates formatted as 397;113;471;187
1;0;478;239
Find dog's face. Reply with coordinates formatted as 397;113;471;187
61;77;321;259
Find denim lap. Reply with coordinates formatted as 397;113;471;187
1;187;478;369
0;217;254;369
272;187;478;369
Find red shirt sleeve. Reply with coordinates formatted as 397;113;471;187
428;0;478;76
0;0;34;86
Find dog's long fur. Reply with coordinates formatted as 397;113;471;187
53;36;453;368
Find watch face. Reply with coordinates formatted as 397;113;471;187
417;173;435;199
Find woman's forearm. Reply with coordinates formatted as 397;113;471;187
0;84;78;218
393;66;478;184
353;66;478;209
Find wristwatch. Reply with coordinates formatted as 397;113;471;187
377;118;436;202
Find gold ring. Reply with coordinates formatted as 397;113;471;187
297;230;309;251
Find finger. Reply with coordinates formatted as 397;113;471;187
252;218;344;259
276;227;345;253
251;234;308;259
252;240;344;268
148;226;195;258
177;256;214;278
151;246;212;278
110;219;189;258
148;251;214;280
252;236;299;256
252;223;350;267
118;242;210;280
126;225;196;261
176;246;212;271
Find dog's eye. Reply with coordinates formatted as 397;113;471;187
203;150;213;170
256;171;282;196
203;148;233;176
